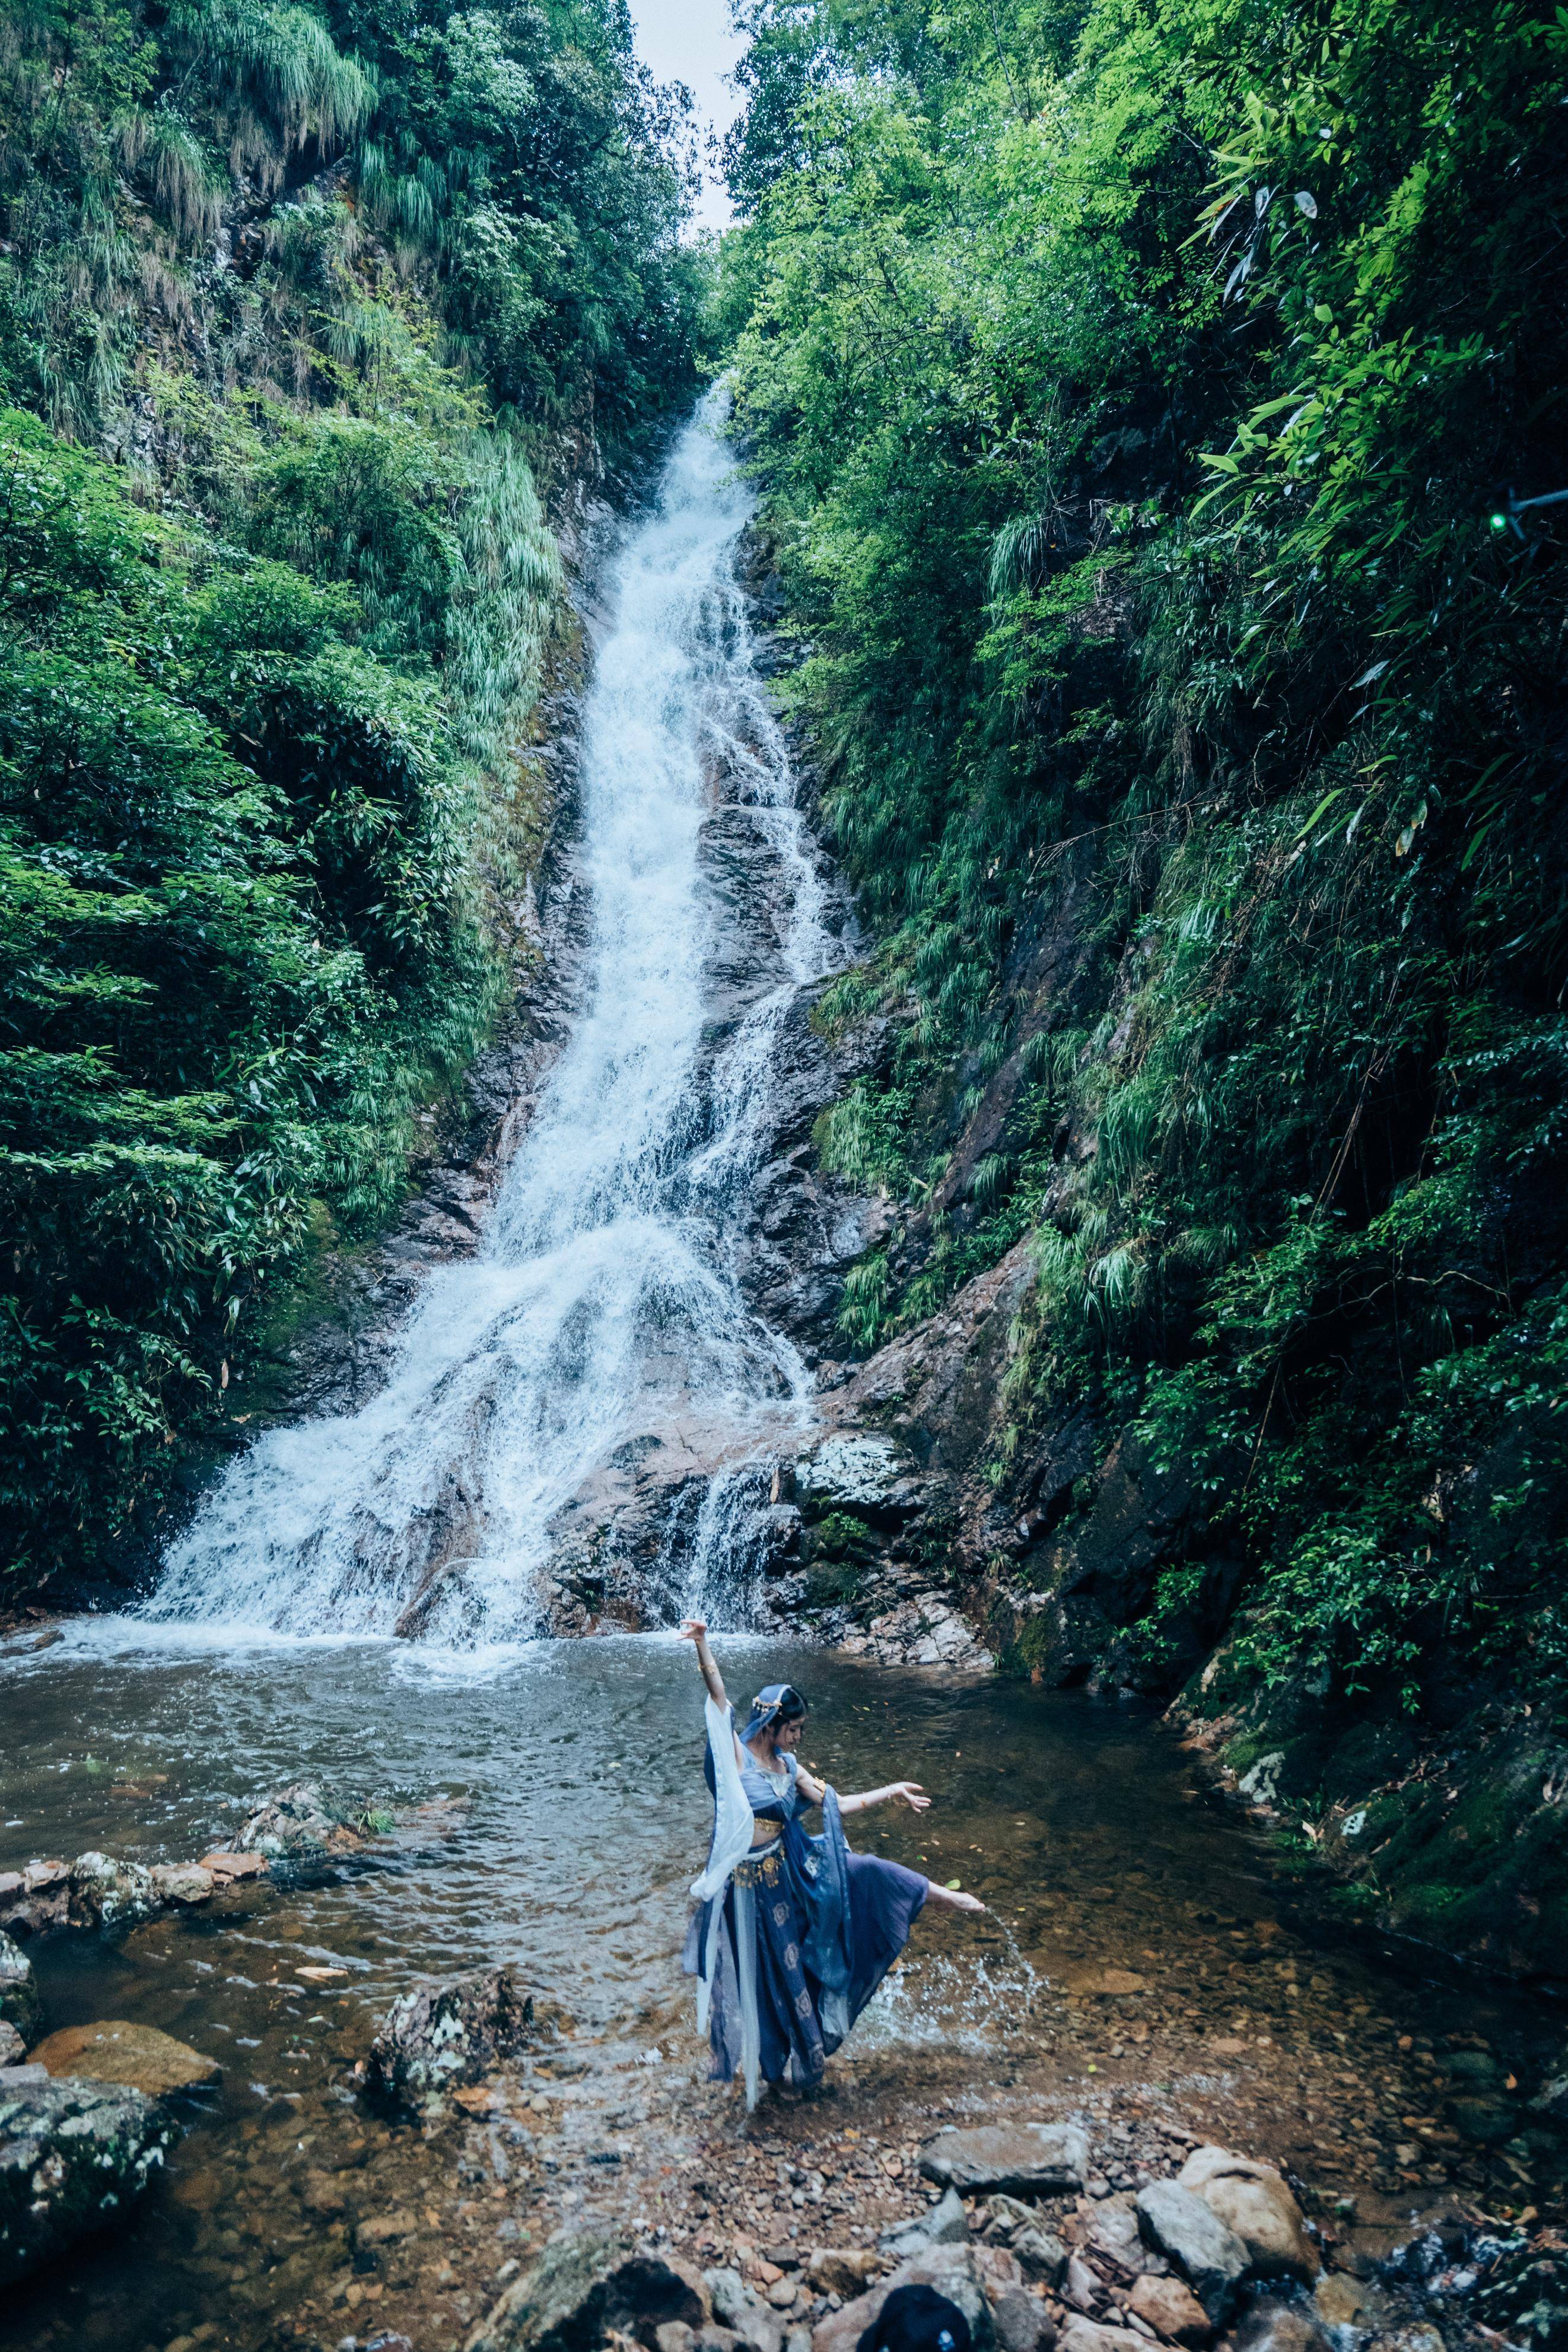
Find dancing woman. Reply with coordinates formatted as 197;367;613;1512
679;1616;984;2106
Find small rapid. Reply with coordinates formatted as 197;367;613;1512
145;395;835;1645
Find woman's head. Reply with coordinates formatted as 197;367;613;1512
742;1683;807;1752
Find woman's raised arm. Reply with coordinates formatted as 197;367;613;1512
678;1617;728;1711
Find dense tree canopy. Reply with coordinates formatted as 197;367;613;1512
720;0;1568;1718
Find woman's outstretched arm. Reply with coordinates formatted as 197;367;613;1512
678;1617;728;1711
836;1779;930;1816
794;1768;930;1814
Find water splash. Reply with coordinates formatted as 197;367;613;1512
144;393;834;1647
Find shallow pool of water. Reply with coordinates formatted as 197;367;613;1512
1;1629;1556;2352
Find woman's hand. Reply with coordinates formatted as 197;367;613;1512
678;1617;726;1708
890;1781;930;1813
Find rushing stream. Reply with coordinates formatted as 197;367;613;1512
1;401;1556;2352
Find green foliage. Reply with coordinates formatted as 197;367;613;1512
0;401;562;1578
723;0;1568;1717
0;0;705;1588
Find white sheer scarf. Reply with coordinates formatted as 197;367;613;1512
690;1696;764;2108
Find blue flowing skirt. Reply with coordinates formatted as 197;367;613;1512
684;1836;927;2090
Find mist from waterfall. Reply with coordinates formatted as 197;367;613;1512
142;393;832;1647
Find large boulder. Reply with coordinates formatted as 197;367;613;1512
1134;2185;1249;2323
813;2245;995;2352
465;2229;710;2352
1175;2149;1318;2286
793;1435;920;1524
66;1852;158;1932
368;1969;535;2109
0;1932;40;2045
30;2021;220;2102
0;2070;174;2286
920;2124;1089;2199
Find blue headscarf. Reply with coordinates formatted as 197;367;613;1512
739;1682;806;1746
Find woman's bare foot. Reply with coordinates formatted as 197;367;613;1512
925;1883;987;1914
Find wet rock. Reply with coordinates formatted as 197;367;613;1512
0;1931;40;2044
1127;2275;1213;2345
813;2245;995;2352
993;2290;1056;2352
1057;2319;1148;2352
0;2070;174;2286
466;2230;710;2352
66;1851;158;1931
150;1862;216;1907
1232;2299;1332;2352
30;2020;220;2101
1175;2150;1318;2286
198;1849;268;1883
920;2123;1090;2198
368;1969;535;2109
794;1435;920;1523
844;1597;997;1673
882;2188;970;2258
238;1782;359;1860
1134;2186;1248;2322
0;1862;69;1938
0;2023;23;2067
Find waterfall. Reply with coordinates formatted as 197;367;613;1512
144;393;832;1646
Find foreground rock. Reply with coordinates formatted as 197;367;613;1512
465;2229;708;2352
30;2020;220;2101
0;2070;173;2286
920;2124;1090;2198
0;1931;40;2044
1135;2185;1249;2322
1175;2148;1318;2286
367;1968;536;2109
814;2244;997;2352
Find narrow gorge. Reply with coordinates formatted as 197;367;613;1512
3;0;1567;2347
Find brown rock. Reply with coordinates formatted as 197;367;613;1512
1175;2151;1318;2286
1128;2277;1212;2345
30;2020;220;2100
358;2211;420;2245
300;2169;351;2218
199;1851;268;1881
809;2252;885;2298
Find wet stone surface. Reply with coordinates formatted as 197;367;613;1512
0;1636;1563;2352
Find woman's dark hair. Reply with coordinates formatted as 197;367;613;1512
752;1683;807;1725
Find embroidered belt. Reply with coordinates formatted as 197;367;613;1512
734;1851;782;1886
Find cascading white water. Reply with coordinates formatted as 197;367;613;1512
145;394;834;1645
